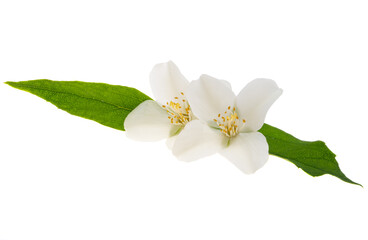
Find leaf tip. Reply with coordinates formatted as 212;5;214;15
4;81;17;88
341;176;363;187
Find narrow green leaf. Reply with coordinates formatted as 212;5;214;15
5;80;151;131
259;123;361;186
6;80;359;186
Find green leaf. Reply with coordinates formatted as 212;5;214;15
5;80;151;131
259;123;361;186
6;80;360;186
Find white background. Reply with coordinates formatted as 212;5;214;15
0;0;367;239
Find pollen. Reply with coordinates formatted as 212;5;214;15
162;92;193;126
213;106;246;138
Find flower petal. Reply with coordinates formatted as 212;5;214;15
236;78;282;132
186;74;236;123
220;132;269;174
220;79;232;90
172;120;225;162
166;136;177;150
125;100;172;141
149;61;189;104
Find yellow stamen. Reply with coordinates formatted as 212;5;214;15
161;92;193;126
213;106;245;138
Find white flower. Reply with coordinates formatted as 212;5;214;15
124;61;195;143
172;75;282;174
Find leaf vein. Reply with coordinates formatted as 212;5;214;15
14;83;134;112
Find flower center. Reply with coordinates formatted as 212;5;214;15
213;106;246;138
162;92;193;126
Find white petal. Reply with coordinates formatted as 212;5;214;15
236;78;282;132
220;79;232;90
220;132;269;174
166;136;177;149
124;100;172;141
149;61;189;104
172;120;225;162
186;74;236;123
